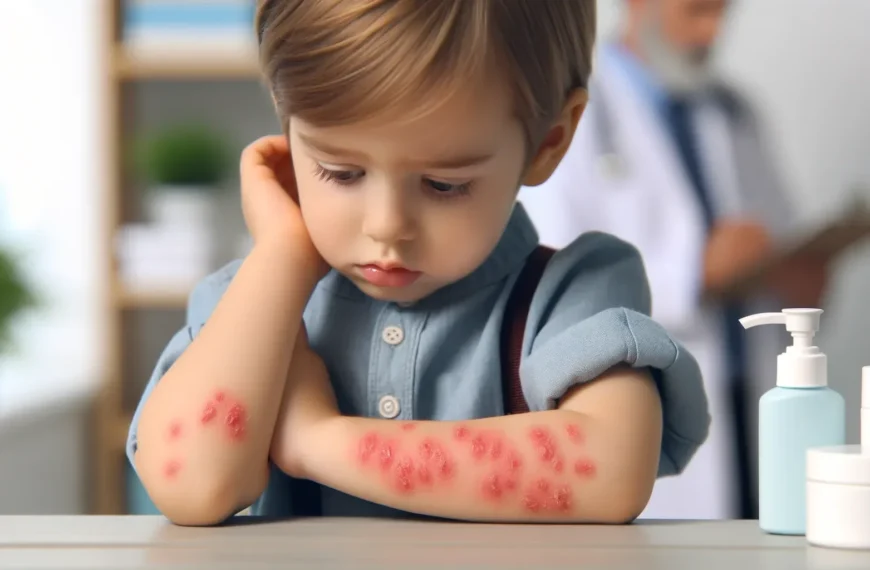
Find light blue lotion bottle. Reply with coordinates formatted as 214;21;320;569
740;308;845;535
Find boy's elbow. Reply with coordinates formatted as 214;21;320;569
605;479;654;524
135;455;267;526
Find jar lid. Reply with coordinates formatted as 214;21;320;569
807;445;870;485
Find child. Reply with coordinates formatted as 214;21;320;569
127;0;709;526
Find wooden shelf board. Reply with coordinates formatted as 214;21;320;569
115;287;188;310
115;413;132;453
114;46;261;80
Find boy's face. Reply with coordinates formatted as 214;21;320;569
287;76;532;304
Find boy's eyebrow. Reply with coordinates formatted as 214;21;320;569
298;132;494;170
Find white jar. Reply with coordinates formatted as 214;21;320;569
806;444;870;549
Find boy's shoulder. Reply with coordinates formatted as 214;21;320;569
533;229;651;317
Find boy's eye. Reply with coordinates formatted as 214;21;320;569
315;164;363;185
424;178;473;198
427;179;456;193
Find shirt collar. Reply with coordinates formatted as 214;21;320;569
600;41;670;112
318;202;540;307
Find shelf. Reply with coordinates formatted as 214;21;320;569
115;413;133;453
115;287;188;310
113;46;260;80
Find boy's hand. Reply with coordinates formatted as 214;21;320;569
270;325;340;480
240;135;328;279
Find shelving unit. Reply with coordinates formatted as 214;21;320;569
96;0;262;514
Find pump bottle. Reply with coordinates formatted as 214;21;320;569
740;308;845;535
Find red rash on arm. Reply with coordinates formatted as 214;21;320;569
351;421;596;515
357;433;456;493
164;460;182;479
163;392;251;484
565;423;584;444
168;420;183;441
196;391;248;442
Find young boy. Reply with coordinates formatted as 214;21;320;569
127;0;710;526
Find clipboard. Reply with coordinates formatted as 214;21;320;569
705;194;870;301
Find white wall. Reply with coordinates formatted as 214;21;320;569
0;0;103;513
0;0;105;385
597;0;870;439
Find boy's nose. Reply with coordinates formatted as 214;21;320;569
361;187;416;245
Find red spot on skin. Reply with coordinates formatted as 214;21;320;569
574;458;596;478
215;391;226;403
507;453;523;473
566;423;583;444
417;465;432;485
164;460;181;479
550;485;573;512
490;438;503;460
201;402;217;424
401;423;416;432
552;458;564;473
454;425;471;440
379;442;396;470
225;404;246;441
393;458;416;493
529;427;559;464
481;474;504;501
538;441;556;461
396;458;414;478
530;427;549;442
358;433;379;464
434;451;455;479
418;439;436;460
168;420;182;441
395;476;414;493
471;436;488;459
505;478;517;491
523;495;542;512
521;479;574;514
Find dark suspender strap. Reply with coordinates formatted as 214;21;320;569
501;246;556;415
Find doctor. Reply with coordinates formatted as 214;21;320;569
519;0;828;520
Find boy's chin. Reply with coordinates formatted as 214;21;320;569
348;276;438;305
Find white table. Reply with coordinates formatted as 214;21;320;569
0;516;868;569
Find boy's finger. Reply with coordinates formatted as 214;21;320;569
241;135;290;173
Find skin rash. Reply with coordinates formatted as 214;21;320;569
162;391;250;480
354;422;594;514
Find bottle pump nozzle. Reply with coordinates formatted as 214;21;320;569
739;308;827;388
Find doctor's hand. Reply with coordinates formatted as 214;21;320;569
765;256;829;308
703;220;772;293
240;135;329;280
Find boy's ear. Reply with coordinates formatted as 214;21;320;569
522;88;588;187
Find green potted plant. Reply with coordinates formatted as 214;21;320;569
134;123;232;230
0;247;35;356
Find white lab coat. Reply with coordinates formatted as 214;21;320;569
519;51;793;520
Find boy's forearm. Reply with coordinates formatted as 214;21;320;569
134;241;316;525
302;410;656;523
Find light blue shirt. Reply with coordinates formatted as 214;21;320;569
127;203;710;517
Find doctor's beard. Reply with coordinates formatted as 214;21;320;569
637;15;716;96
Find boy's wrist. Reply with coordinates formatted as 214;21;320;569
251;237;325;287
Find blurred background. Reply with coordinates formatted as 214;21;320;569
0;0;869;517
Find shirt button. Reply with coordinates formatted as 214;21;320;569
378;395;400;419
381;325;404;345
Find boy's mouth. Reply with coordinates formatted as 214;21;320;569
356;263;422;288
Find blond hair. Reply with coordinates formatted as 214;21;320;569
255;0;595;148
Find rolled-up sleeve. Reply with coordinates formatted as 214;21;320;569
125;260;242;474
518;232;710;477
